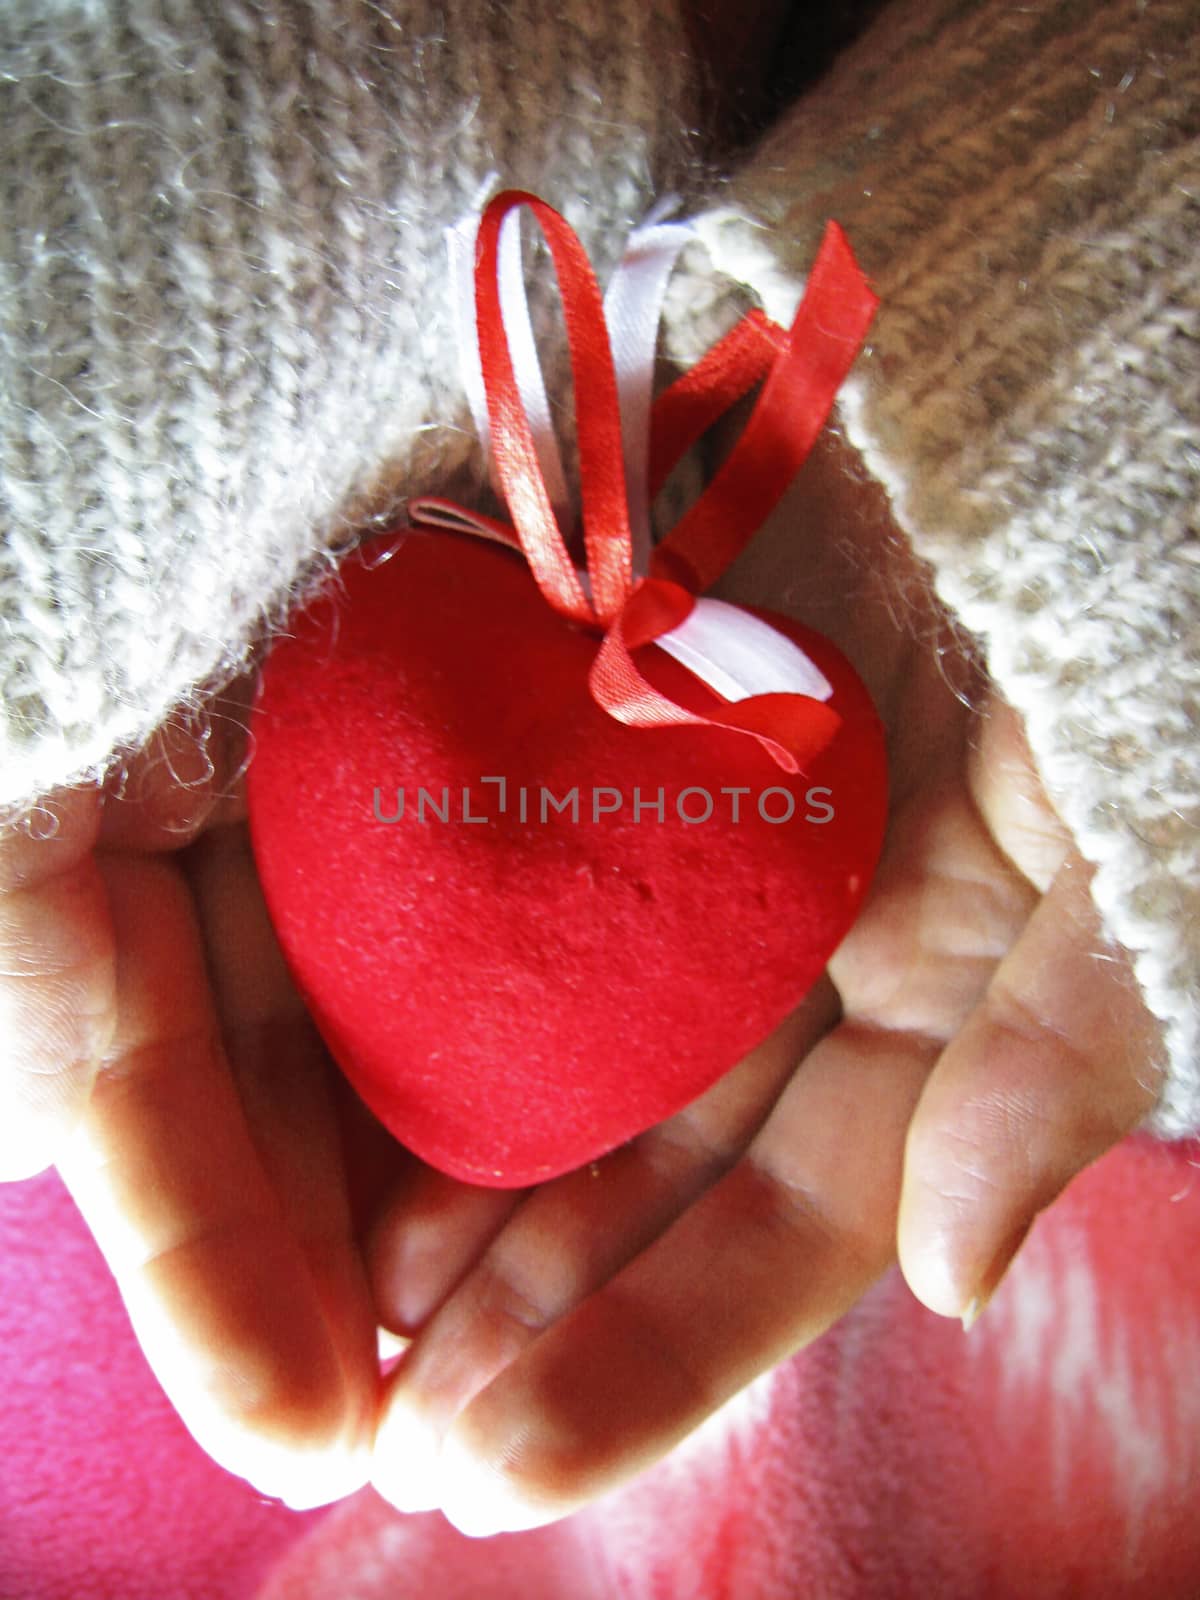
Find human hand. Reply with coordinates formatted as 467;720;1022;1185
0;688;392;1509
364;433;1165;1535
0;438;1163;1531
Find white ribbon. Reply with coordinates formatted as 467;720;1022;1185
602;212;695;576
655;598;832;703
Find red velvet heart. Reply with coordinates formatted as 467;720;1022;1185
247;532;887;1186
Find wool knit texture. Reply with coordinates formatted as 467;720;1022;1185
666;0;1200;1138
1;0;1198;1134
0;0;696;811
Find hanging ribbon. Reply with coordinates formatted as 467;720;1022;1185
410;189;878;775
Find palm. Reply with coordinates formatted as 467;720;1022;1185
0;436;1161;1523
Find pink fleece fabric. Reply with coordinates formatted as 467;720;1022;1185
0;1171;321;1599
5;1137;1200;1598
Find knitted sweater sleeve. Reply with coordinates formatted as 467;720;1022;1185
664;0;1200;1137
0;0;697;812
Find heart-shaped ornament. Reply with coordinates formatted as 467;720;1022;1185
247;189;886;1186
248;531;886;1185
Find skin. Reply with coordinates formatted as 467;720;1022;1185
0;429;1163;1531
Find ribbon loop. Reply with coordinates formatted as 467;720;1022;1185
602;215;697;576
414;191;878;774
474;191;634;626
652;222;879;593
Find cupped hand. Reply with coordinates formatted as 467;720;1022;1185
0;687;394;1509
364;433;1165;1535
0;434;1164;1533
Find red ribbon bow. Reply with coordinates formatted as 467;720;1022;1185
412;190;879;775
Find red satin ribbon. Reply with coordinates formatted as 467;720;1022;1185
415;189;879;775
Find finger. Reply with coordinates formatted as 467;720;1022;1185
899;852;1164;1321
382;1008;928;1536
967;694;1073;894
368;1166;524;1337
182;822;381;1452
54;852;370;1508
829;775;1038;1042
371;981;838;1515
0;785;114;1179
98;679;252;854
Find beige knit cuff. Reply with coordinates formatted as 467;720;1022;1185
665;0;1200;1136
0;0;698;818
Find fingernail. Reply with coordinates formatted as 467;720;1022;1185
377;1326;410;1365
372;1399;445;1515
438;1431;553;1540
269;1444;371;1511
382;1245;452;1333
960;1295;986;1333
961;1219;1032;1333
